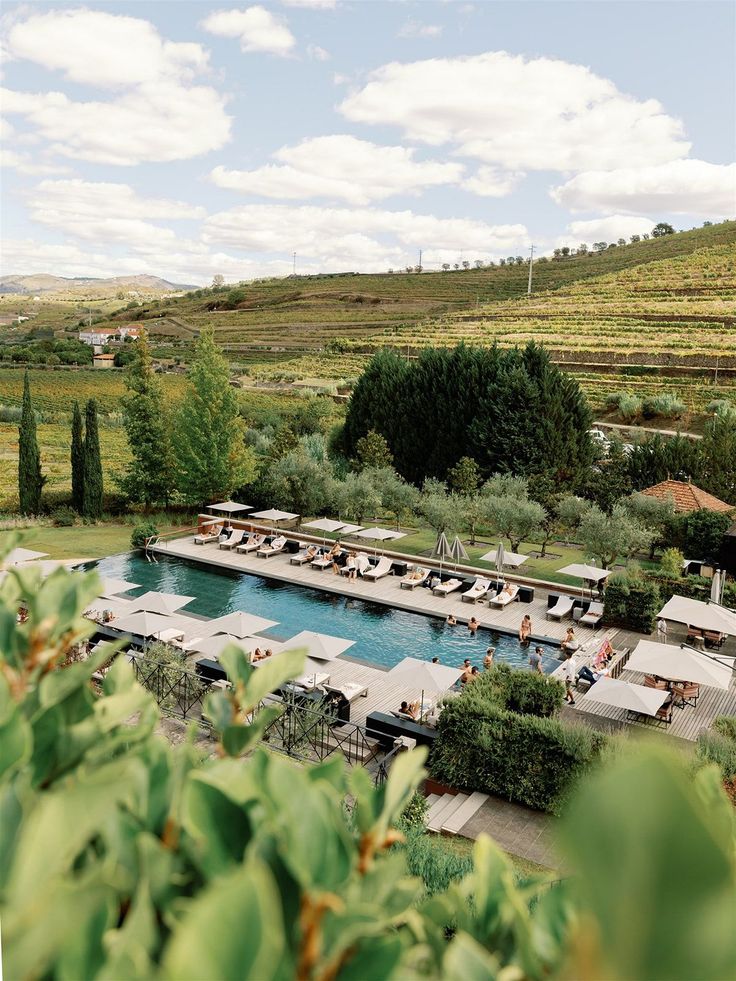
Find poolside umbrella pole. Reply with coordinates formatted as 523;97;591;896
495;541;505;586
449;535;468;571
431;531;452;575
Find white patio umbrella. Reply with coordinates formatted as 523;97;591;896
558;562;611;599
580;677;669;717
130;591;195;616
188;633;262;659
479;547;528;568
301;518;349;548
196;610;278;638
336;523;364;535
279;629;355;661
249;508;299;523
628;640;732;690
431;531;452;573
352;527;406;556
389;656;461;713
8;559;84;578
658;596;736;635
449;536;469;569
2;547;48;567
208;501;252;514
98;577;140;598
711;570;724;604
112;611;176;640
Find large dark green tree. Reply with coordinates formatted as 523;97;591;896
343;343;592;485
82;399;103;519
70;401;85;514
18;370;44;514
119;331;176;509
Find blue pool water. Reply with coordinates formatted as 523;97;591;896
86;553;560;672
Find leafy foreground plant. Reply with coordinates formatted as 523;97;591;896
1;555;736;980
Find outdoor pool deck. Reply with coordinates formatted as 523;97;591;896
572;661;736;741
152;535;601;649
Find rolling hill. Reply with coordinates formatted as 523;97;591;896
0;274;196;295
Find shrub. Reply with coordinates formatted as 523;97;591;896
659;546;684;577
641;394;685;419
130;520;158;549
680;509;730;560
430;696;606;814
400;790;429;830
603;571;661;632
617;394;642;420
696;731;736;782
51;505;77;527
712;716;736;743
471;663;564;717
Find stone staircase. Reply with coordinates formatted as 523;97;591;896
425;790;489;835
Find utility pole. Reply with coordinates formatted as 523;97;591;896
418;248;422;271
292;252;296;276
527;244;535;295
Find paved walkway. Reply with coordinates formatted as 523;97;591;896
457;797;561;870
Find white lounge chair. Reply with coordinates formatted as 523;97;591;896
310;554;333;570
400;567;429;590
219;529;246;550
461;577;491;603
290;548;319;565
194;525;222;545
579;601;604;627
257;536;287;558
363;557;393;581
547;595;574;620
489;583;520;607
236;535;264;554
433;578;463;596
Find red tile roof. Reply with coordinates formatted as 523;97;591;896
641;480;734;514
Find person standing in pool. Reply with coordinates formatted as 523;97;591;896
468;617;479;635
446;614;457;626
483;647;495;670
519;614;532;645
529;646;544;674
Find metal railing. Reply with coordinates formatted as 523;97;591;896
127;654;210;723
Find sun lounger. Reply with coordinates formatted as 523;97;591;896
579;601;604;627
219;529;246;550
236;535;264;554
257;537;286;558
400;567;430;590
489;583;519;607
363;557;393;581
310;554;333;570
290;549;319;565
324;682;369;702
547;595;574;620
433;578;463;596
194;526;222;545
461;577;491;603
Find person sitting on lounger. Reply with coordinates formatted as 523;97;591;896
263;535;286;553
399;700;421;720
577;664;610;687
593;640;613;670
249;533;264;548
304;544;318;560
500;583;514;597
519;614;532;645
250;647;262;663
468;616;479;635
408;568;426;581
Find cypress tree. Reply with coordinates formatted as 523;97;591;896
18;369;44;514
83;399;103;519
71;401;85;513
119;331;175;509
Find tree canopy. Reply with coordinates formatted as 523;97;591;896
342;344;593;485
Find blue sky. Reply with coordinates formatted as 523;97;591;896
1;0;734;284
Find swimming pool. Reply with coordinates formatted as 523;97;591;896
85;553;560;672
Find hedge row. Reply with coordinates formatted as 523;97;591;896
469;663;565;717
430;695;606;814
603;573;661;632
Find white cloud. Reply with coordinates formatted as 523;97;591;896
550;160;736;218
201;7;296;56
25;180;205;251
561;215;656;245
461;166;522;197
209;134;464;204
4;9;210;89
281;0;337;7
2;10;231;165
203;202;527;270
397;21;443;39
0;147;72;175
340;51;690;171
307;44;330;61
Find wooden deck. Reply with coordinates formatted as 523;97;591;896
573;665;736;741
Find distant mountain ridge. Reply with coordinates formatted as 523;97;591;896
0;274;197;295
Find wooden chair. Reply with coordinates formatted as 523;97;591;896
672;681;700;708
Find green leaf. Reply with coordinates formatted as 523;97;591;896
162;857;287;980
184;776;253;875
0;673;30;778
559;748;736;981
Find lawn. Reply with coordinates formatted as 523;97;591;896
7;522;140;560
